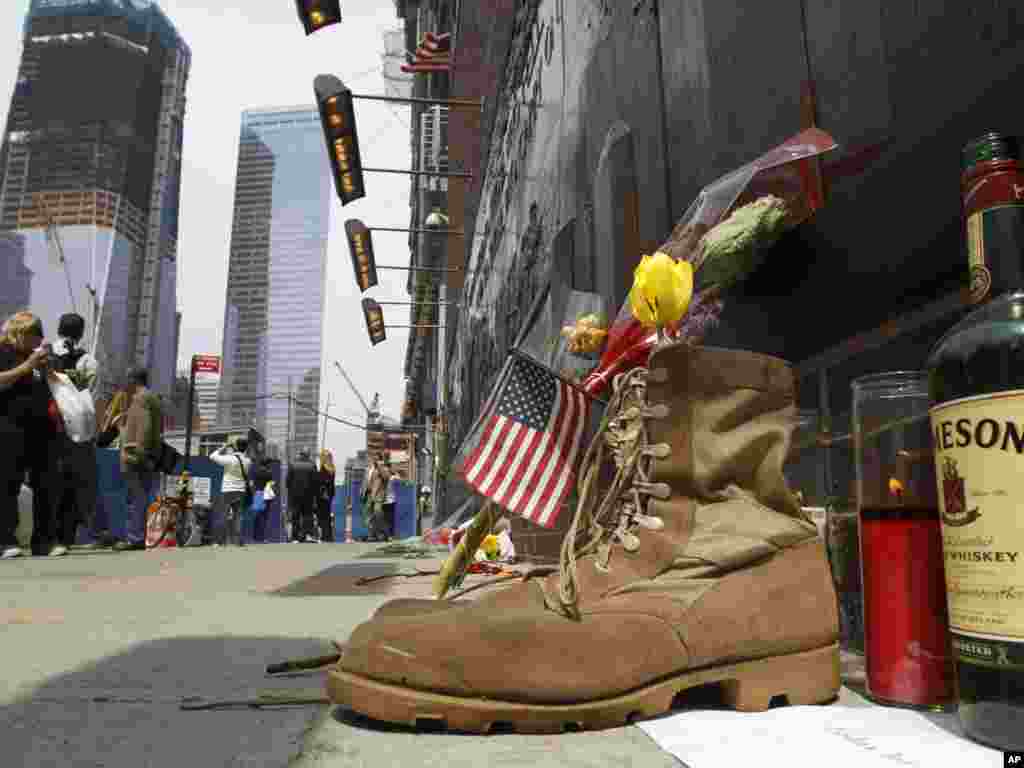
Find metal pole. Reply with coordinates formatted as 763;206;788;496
375;300;459;306
362;167;472;179
321;394;331;448
369;226;464;236
352;92;481;110
818;369;834;499
284;375;294;543
184;360;196;471
376;264;467;273
287;376;294;464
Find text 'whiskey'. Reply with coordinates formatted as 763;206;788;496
927;132;1024;751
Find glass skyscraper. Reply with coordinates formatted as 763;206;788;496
0;0;190;400
220;107;331;461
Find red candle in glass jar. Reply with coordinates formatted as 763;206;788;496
859;483;956;707
853;372;956;710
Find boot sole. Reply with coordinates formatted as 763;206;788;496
326;642;840;734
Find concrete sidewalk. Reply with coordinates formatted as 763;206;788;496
3;541;925;768
0;543;436;767
0;542;674;767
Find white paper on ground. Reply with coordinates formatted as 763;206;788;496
638;701;1000;768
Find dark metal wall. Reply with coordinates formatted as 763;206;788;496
700;1;1024;360
444;0;1024;499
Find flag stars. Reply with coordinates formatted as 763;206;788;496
497;357;555;431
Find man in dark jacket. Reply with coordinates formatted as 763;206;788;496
286;449;318;543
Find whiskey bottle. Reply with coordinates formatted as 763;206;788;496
926;132;1024;751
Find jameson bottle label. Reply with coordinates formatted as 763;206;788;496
931;390;1024;667
966;204;1024;304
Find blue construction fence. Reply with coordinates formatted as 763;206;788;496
92;449;417;543
332;477;418;541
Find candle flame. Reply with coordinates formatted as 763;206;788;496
889;477;905;496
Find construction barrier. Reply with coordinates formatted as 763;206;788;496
89;449;285;545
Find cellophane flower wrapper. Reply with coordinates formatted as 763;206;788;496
582;127;837;398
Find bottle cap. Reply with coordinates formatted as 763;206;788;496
963;132;1021;171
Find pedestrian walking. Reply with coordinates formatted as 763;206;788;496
417;486;432;536
360;454;386;542
0;312;52;559
49;313;114;548
210;438;252;547
34;361;97;556
382;466;398;541
250;458;273;543
286;449;318;543
114;367;162;551
317;450;336;543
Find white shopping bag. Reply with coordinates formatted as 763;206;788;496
263;481;276;501
47;372;97;442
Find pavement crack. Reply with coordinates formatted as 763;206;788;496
28;695;166;705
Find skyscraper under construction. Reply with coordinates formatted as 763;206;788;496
0;0;190;400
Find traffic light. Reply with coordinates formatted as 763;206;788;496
362;297;386;346
345;219;378;292
314;74;365;205
294;0;341;36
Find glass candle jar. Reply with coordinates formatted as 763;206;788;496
853;371;956;709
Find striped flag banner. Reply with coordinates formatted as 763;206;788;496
455;350;590;529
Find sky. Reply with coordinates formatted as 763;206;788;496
0;0;416;470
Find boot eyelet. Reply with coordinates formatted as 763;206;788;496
648;403;670;419
647;443;671;459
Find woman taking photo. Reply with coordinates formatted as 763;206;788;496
0;312;51;559
210;438;252;547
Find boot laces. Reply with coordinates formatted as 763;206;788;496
557;367;666;614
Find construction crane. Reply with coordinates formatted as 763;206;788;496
31;192;101;351
333;361;380;424
33;193;77;312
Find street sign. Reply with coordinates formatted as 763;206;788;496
192;355;221;375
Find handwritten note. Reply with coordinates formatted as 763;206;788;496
638;690;999;768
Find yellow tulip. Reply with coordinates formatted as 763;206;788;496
628;252;694;328
481;534;500;559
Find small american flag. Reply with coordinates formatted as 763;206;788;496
458;352;589;528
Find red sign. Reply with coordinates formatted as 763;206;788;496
192;355;221;375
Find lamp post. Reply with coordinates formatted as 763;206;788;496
423;209;451;528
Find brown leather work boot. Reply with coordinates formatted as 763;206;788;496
328;345;840;733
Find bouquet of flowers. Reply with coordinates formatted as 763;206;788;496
560;312;609;356
65;367;95;393
581;127;838;396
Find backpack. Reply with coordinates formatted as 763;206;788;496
53;343;86;374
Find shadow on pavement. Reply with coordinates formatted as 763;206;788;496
269;562;402;597
1;635;336;768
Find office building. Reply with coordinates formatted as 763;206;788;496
194;372;220;429
0;0;190;399
220;106;331;461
